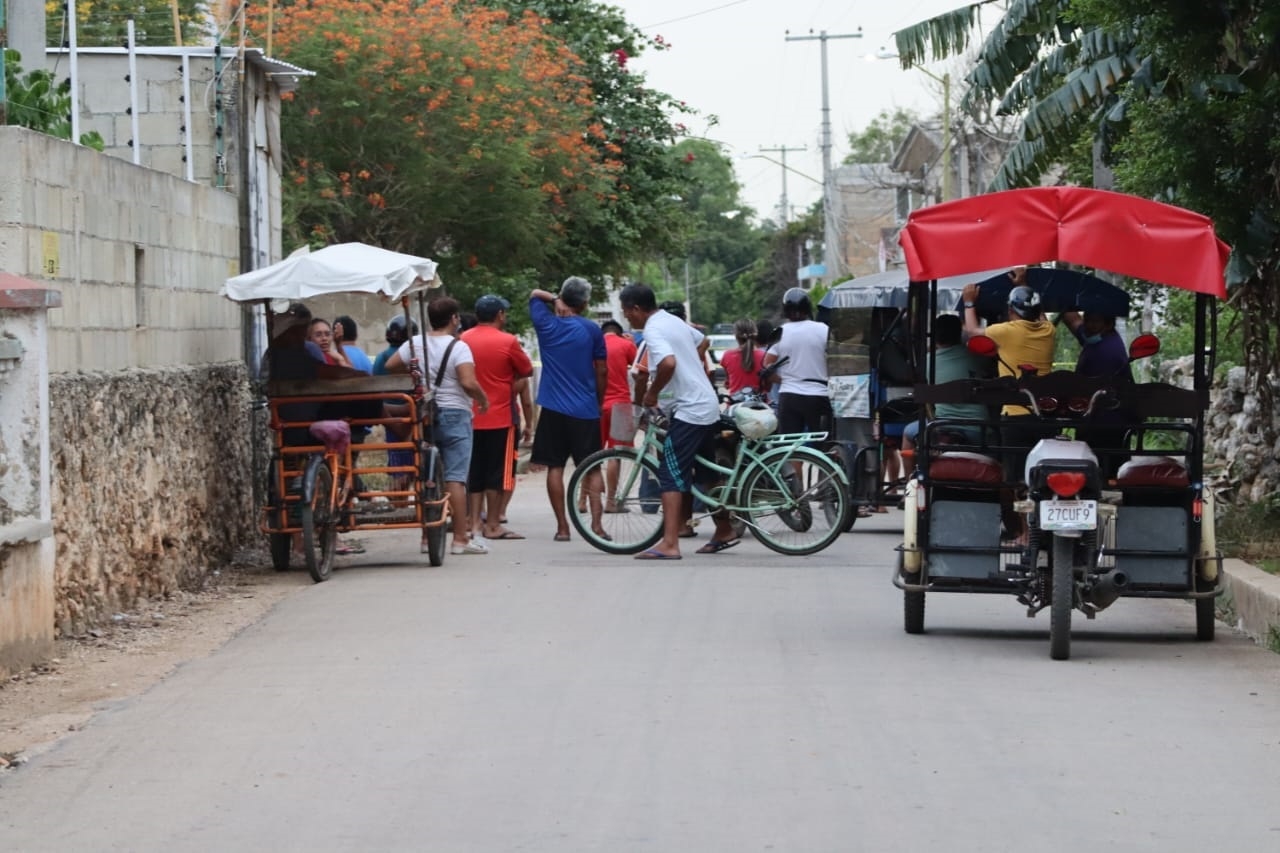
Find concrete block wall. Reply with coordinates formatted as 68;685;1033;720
0;126;258;638
78;54;220;187
0;126;242;374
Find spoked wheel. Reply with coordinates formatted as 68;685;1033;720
1050;534;1075;660
901;554;925;634
269;534;292;572
568;448;663;554
742;450;849;556
300;455;338;583
420;445;447;567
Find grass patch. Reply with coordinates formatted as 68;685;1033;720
1215;497;1280;566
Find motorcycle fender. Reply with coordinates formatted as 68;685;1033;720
902;479;922;573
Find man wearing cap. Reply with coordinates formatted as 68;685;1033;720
529;276;608;541
461;294;534;541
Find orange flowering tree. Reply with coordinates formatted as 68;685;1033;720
250;0;639;287
469;1;699;274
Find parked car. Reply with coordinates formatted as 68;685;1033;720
705;333;736;384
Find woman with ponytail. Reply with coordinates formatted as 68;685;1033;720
720;318;765;394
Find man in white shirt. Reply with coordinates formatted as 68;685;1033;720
620;284;739;559
762;287;831;436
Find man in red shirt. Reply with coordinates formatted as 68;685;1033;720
462;295;534;541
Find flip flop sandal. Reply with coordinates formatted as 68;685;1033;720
635;548;682;560
696;538;740;555
554;532;571;542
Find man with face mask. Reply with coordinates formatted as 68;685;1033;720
1061;311;1132;381
1061;310;1134;478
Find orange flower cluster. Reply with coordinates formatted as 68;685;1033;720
248;0;614;232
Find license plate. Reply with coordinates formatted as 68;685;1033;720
1040;499;1097;531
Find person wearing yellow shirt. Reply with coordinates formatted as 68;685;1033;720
961;269;1057;543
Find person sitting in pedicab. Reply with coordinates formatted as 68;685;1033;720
1060;309;1136;479
961;272;1056;542
902;313;993;457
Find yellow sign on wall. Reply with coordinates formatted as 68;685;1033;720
41;232;60;277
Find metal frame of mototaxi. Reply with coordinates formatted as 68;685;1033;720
891;186;1230;643
818;269;1015;518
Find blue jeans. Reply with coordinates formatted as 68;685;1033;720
432;407;474;484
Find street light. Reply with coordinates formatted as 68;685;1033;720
874;48;952;202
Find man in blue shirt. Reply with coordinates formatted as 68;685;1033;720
529;276;607;541
1062;310;1134;477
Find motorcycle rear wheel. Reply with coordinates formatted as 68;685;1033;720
1050;535;1074;660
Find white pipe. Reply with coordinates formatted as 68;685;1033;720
68;0;81;143
181;53;194;181
127;19;140;164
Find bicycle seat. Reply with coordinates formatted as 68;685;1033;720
309;420;352;455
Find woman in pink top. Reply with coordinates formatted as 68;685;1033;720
719;318;765;393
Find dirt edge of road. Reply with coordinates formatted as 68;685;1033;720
0;549;307;764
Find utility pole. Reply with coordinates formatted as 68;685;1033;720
785;27;862;283
758;144;806;224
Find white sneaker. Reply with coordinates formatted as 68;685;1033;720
451;540;489;555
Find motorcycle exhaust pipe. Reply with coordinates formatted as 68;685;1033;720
1086;569;1129;611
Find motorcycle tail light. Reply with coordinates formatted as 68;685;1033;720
1067;397;1090;413
1037;396;1059;413
1046;472;1086;497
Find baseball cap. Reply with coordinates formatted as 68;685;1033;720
271;302;312;337
474;294;510;321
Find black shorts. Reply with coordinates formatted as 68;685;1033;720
531;408;601;468
656;419;719;493
778;393;832;436
468;426;515;492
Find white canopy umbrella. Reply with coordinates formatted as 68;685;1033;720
222;243;442;303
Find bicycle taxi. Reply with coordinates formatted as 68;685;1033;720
818;270;970;526
891;187;1229;659
223;243;451;582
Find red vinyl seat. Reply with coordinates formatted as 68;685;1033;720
1115;455;1189;488
928;452;1004;485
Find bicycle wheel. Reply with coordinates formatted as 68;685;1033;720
300;454;338;583
568;448;664;554
419;445;447;567
741;448;850;555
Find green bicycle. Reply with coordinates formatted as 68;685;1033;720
567;408;851;556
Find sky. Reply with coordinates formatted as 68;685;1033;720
610;0;974;223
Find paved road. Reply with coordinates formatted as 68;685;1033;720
3;474;1280;852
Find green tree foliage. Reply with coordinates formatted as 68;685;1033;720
894;1;1280;407
2;49;105;149
44;0;207;47
662;139;768;326
469;1;698;275
842;108;920;165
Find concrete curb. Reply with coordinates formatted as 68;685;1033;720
1221;559;1280;646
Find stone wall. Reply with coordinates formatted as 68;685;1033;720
47;363;256;635
1206;366;1280;502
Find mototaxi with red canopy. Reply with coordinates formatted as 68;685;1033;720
892;187;1229;659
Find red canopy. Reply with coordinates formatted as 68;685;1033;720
898;187;1229;298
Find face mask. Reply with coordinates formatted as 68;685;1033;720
1084;333;1103;346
